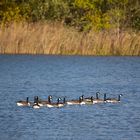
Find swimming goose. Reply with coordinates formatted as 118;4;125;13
38;95;52;106
82;94;93;102
46;97;65;108
33;102;40;109
66;96;86;105
83;92;99;102
32;96;40;109
92;92;106;104
105;94;123;103
16;97;30;106
83;96;94;105
82;93;106;104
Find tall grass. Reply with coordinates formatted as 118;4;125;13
0;22;140;55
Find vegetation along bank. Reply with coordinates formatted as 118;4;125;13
0;0;140;55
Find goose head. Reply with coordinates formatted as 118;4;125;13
63;97;66;104
96;92;100;99
48;95;52;103
26;97;29;103
104;93;106;101
57;97;61;104
118;94;123;101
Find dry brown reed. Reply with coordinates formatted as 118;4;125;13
0;22;140;55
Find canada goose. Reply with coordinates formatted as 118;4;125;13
38;95;52;106
92;92;106;104
83;93;106;104
82;94;93;102
66;96;85;105
32;96;40;109
83;96;94;105
33;102;40;109
83;92;99;102
63;97;66;104
46;97;65;108
33;96;39;104
16;97;30;106
105;94;123;103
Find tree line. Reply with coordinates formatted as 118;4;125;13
0;0;140;31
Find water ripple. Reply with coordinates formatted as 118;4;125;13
0;55;140;140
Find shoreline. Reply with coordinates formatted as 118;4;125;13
0;53;140;57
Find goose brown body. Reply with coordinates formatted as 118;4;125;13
17;97;30;106
46;97;65;108
66;96;85;105
105;94;123;103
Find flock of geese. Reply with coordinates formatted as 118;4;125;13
16;92;123;109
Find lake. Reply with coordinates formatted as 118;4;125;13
0;55;140;140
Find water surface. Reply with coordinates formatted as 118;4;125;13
0;55;140;140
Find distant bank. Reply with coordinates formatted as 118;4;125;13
0;22;140;56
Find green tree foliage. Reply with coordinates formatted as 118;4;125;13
125;0;140;30
73;0;128;31
0;0;139;31
45;0;70;21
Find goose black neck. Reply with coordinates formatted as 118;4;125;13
57;98;60;104
34;96;39;104
63;98;66;104
118;95;121;101
81;95;84;98
91;96;93;101
26;97;29;103
104;93;106;101
96;92;99;99
48;96;51;103
79;96;83;103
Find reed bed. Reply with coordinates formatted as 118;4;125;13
0;22;140;55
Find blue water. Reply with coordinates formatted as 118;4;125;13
0;55;140;140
